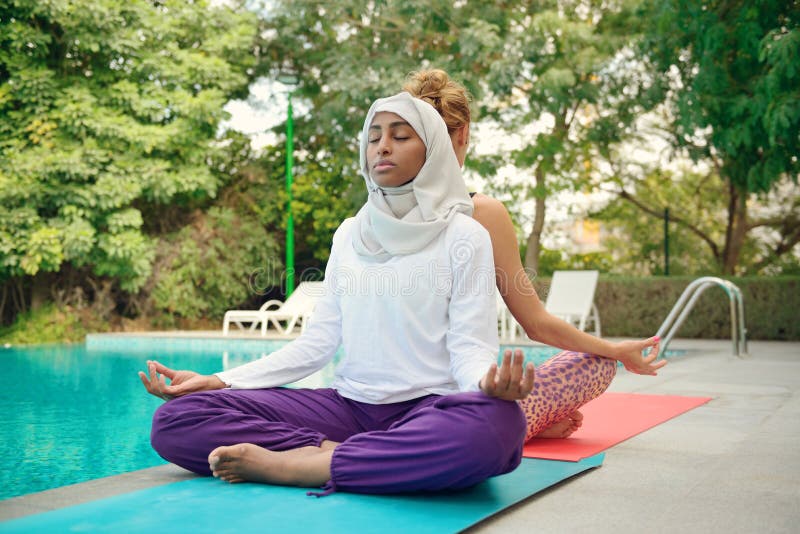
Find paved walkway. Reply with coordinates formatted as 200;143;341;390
472;339;800;533
2;339;798;533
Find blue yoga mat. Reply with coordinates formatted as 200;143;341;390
1;455;603;534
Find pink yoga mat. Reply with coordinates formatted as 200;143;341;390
522;392;712;461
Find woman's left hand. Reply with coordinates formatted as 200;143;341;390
480;349;535;400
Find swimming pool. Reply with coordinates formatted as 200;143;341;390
0;337;681;500
0;342;217;501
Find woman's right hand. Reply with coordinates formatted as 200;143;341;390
138;360;226;401
612;337;667;376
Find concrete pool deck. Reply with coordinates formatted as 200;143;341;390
1;338;798;532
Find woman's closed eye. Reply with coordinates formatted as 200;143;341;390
369;135;410;144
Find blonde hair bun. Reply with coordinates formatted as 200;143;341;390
403;69;471;134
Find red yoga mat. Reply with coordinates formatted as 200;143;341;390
522;392;712;461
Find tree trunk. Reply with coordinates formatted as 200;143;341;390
0;283;7;325
10;279;24;316
722;185;748;275
30;272;52;311
524;166;546;275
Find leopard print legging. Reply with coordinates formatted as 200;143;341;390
518;351;617;442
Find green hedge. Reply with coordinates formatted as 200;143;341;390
532;276;799;341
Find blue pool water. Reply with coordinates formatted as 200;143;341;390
1;342;233;501
0;338;680;500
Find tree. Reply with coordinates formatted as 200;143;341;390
596;166;737;275
254;0;798;278
254;0;532;262
600;164;800;275
475;0;653;273
641;0;800;273
0;0;259;320
254;0;651;275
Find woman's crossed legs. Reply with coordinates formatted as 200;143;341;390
520;351;617;442
151;387;525;494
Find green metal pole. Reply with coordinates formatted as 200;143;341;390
285;91;295;296
664;207;670;276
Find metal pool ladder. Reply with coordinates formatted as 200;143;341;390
656;276;748;356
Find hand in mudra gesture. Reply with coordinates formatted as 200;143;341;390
614;337;667;376
138;360;225;401
479;349;535;401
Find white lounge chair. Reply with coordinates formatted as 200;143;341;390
496;292;522;343
544;270;601;337
222;281;325;336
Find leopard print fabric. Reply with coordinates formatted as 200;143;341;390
518;351;617;442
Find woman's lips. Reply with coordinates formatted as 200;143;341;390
374;161;395;172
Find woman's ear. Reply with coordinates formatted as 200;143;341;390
450;124;470;167
456;124;470;148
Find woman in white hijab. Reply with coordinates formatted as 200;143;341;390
141;92;534;494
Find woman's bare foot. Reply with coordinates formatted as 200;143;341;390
535;410;584;439
208;443;334;487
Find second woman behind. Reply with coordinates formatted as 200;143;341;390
403;69;666;441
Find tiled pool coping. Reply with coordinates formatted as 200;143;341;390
85;331;296;352
86;330;545;352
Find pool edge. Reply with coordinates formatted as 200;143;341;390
0;463;197;522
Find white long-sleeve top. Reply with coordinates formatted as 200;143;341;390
215;213;499;404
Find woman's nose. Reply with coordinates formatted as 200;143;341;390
376;135;391;154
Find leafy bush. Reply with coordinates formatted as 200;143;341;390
0;0;257;293
150;207;282;320
533;275;800;340
0;304;104;345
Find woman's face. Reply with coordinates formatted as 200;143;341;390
367;112;426;187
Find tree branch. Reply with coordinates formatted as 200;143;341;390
617;188;721;259
750;224;800;273
775;225;800;256
746;216;800;230
564;99;581;130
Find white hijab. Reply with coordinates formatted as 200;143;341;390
351;92;473;261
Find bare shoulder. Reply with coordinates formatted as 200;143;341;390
472;193;506;213
471;194;514;231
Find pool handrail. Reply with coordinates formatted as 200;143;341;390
656;277;748;357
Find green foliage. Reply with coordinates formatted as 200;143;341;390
150;207;281;320
257;0;546;262
596;168;727;274
0;303;101;344
566;251;615;273
596;165;800;275
534;247;569;276
531;246;615;277
258;1;651;268
291;158;365;263
2;0;797;340
0;0;258;293
644;0;800;192
472;1;655;268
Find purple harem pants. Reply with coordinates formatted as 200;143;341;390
150;388;526;494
